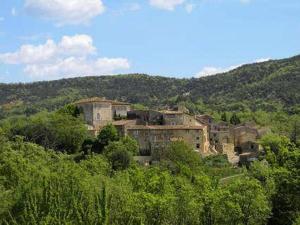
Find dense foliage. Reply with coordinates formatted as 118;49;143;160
0;124;299;224
0;54;299;224
0;55;300;118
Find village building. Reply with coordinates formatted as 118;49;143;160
76;97;210;160
75;97;131;134
76;97;261;165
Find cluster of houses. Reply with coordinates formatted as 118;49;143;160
76;97;264;165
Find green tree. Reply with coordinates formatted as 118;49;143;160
221;112;228;122
93;124;119;153
3;112;88;154
57;104;81;117
158;141;203;176
104;137;138;171
290;121;300;146
224;178;271;225
230;113;241;125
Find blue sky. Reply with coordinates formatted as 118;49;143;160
0;0;299;83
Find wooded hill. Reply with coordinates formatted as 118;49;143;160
0;54;299;114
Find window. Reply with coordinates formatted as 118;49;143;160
171;122;176;125
196;144;200;149
96;113;100;120
196;136;200;140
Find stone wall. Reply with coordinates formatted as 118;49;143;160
92;102;113;127
127;127;209;157
112;105;131;117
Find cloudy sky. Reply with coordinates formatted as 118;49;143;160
0;0;299;83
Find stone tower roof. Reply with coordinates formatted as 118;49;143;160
75;97;131;105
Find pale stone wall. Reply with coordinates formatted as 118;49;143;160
163;113;184;125
233;126;258;148
78;104;93;126
127;127;208;157
183;114;201;126
112;105;131;117
162;113;200;126
92;102;113;127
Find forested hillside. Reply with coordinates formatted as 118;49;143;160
0;55;299;224
0;107;299;225
0;55;299;116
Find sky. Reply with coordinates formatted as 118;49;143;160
0;0;299;83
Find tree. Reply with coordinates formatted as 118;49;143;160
109;149;132;171
290;121;300;147
57;104;81;117
230;113;241;125
158;141;203;176
120;136;139;156
3;112;88;154
221;112;228;122
93;124;119;153
224;178;271;225
103;137;138;171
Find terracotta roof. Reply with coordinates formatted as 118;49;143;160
75;97;130;105
127;125;205;130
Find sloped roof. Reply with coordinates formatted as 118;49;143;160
127;125;205;130
159;110;184;115
75;97;130;105
112;120;137;126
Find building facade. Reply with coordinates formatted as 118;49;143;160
75;97;131;130
75;97;261;164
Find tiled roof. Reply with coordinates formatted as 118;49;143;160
75;97;130;105
127;125;205;130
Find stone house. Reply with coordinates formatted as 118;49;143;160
75;97;210;159
232;125;260;154
75;97;260;165
126;125;209;158
75;97;131;133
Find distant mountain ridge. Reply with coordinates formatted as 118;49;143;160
0;54;299;114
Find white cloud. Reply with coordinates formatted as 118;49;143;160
24;0;105;26
0;35;94;64
255;58;271;63
196;58;271;77
24;57;130;79
196;65;241;77
11;8;17;16
185;3;195;13
59;35;96;56
0;40;57;64
0;34;130;80
149;0;185;11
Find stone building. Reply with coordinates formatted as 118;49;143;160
75;97;131;132
76;97;210;159
75;97;261;165
232;125;260;154
161;110;198;126
126;125;209;158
